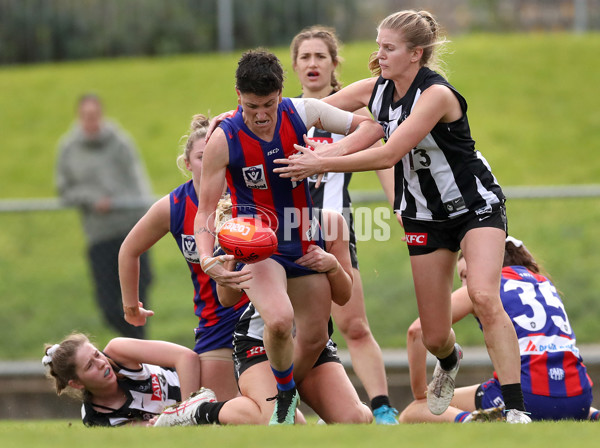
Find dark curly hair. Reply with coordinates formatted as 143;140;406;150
235;49;284;96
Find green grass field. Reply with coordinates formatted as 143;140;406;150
1;419;598;448
1;33;600;359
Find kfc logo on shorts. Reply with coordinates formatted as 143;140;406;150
242;164;268;189
405;233;428;245
246;346;266;358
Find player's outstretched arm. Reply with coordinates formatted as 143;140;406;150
119;196;171;325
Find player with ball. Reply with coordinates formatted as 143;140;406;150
194;49;384;425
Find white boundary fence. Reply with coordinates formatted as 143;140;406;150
2;184;600;214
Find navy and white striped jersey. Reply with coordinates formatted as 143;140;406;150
81;362;181;427
368;67;505;221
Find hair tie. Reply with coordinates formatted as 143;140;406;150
506;236;524;247
42;343;60;366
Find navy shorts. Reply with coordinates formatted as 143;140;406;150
232;336;341;381
475;378;593;421
402;203;507;256
270;253;320;278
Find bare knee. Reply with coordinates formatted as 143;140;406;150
421;332;453;355
341;404;373;424
263;311;294;339
469;289;505;326
407;320;423;343
339;317;371;343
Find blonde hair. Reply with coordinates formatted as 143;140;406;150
214;193;232;232
290;25;343;92
43;333;90;399
369;10;449;78
176;114;210;176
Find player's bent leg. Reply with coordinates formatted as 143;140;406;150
238;361;288;425
398;399;462;423
198;350;239;401
331;270;389;401
461;227;521;387
410;249;457;358
411;249;460;415
449;384;480;412
244;259;295;372
298;362;372;424
288;274;332;382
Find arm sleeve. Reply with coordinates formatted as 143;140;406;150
291;97;353;136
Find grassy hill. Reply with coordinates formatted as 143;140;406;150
1;33;600;359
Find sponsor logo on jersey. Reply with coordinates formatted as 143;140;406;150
405;232;428;245
150;374;162;401
242;164;268;189
518;335;579;356
267;147;280;156
181;234;200;263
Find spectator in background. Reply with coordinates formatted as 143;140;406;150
56;93;153;339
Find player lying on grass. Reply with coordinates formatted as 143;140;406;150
43;333;201;427
153;209;373;426
399;237;597;423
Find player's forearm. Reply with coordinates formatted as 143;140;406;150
194;211;216;258
118;251;141;309
327;262;353;306
337;120;385;156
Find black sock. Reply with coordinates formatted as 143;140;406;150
501;383;525;411
194;400;227;425
438;345;458;371
370;395;391;411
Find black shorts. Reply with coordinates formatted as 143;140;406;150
232;337;341;381
402;203;507;256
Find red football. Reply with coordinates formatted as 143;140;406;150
217;217;277;264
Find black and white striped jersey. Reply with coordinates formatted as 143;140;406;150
81;362;181;427
306;128;353;214
233;303;265;342
306;127;357;255
368;67;505;221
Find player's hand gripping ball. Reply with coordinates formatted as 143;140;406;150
217;217;277;264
